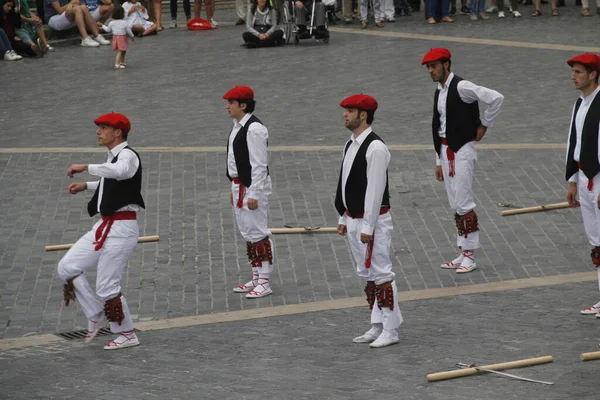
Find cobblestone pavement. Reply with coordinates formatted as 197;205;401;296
0;0;598;374
2;282;600;400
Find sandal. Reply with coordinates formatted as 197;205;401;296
531;9;541;16
551;8;559;15
582;7;590;15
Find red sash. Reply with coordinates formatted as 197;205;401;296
94;211;137;251
232;177;246;208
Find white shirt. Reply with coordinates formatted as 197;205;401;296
102;20;134;37
227;113;272;199
86;141;141;213
435;72;504;165
122;1;149;22
567;85;600;183
338;127;391;235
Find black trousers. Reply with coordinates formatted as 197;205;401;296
242;29;284;47
170;0;191;19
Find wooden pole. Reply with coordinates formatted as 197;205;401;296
45;235;160;252
501;202;572;216
426;356;554;382
581;351;600;361
270;227;338;234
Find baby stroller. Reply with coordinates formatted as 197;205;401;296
282;0;330;44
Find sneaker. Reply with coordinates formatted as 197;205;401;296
246;283;272;298
460;5;470;13
104;331;140;350
343;17;352;23
485;4;498;12
235;18;245;25
4;50;18;60
169;19;177;28
456;263;477;273
512;10;522;17
449;6;456;15
478;12;489;19
114;64;125;69
81;36;100;47
441;16;454;22
427;17;436;23
210;18;218;28
10;50;22;59
470;13;478;20
581;305;600;315
233;280;257;293
498;10;505;17
353;324;383;343
386;17;395;22
94;34;110;45
85;314;107;343
369;330;399;348
375;20;385;27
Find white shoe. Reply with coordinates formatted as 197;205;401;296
4;51;19;60
512;10;521;17
233;280;257;293
581;305;600;315
369;330;400;348
104;332;140;350
456;263;477;273
210;18;218;28
94;34;110;45
485;5;498;12
81;37;100;47
353;325;383;343
11;50;22;60
498;11;505;17
245;283;272;298
441;254;464;269
85;314;107;343
169;19;177;28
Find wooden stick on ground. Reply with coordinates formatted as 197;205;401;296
581;351;600;361
44;235;160;252
501;202;572;216
270;227;338;234
426;356;554;382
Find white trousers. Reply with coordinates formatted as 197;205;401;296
380;0;395;18
576;171;600;291
232;181;274;274
440;141;480;250
346;212;403;330
57;219;139;333
236;0;247;19
361;0;383;21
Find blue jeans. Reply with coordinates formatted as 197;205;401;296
470;0;484;12
428;0;449;17
0;28;13;54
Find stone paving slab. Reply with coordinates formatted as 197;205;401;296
1;282;599;399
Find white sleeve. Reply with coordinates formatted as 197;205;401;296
126;25;134;37
338;214;348;226
435;152;441;166
457;80;504;128
246;122;269;199
87;181;100;191
87;149;140;181
361;141;390;236
102;23;112;32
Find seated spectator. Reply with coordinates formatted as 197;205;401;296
0;25;21;59
14;0;54;52
1;0;42;56
242;0;283;47
44;0;110;47
122;0;158;36
80;0;114;24
295;0;327;36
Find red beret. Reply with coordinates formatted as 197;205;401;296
340;94;378;112
567;53;600;72
223;86;254;100
94;112;131;134
421;48;452;65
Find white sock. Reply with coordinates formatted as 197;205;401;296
257;274;270;288
460;249;475;266
251;267;259;286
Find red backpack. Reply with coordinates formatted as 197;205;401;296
187;17;215;30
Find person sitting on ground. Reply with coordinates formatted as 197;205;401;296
14;0;54;52
80;0;114;25
122;0;157;36
0;25;21;59
44;0;110;47
294;0;327;38
1;0;42;56
242;0;283;47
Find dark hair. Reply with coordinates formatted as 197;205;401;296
112;4;125;19
121;130;128;140
239;99;256;114
581;64;600;84
441;58;451;72
250;0;272;15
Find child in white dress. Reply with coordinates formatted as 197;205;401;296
122;0;158;36
101;6;134;69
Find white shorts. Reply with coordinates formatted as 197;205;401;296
91;7;102;21
48;12;76;31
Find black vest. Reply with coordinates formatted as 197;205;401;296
225;114;269;187
87;146;145;217
335;131;391;217
566;94;600;182
432;75;481;155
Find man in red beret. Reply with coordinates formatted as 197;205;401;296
336;94;403;348
563;54;600;317
224;86;276;299
422;48;504;274
57;112;145;350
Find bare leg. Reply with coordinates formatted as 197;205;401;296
72;7;90;39
35;25;49;45
99;4;115;23
82;7;100;36
115;52;120;65
205;0;214;21
152;0;162;27
121;50;126;63
194;0;202;18
143;23;158;35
